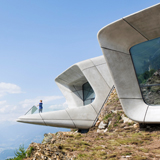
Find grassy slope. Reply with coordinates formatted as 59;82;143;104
24;89;160;160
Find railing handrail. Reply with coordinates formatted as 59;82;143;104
92;85;115;127
25;105;37;115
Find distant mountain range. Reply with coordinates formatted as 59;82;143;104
0;122;69;160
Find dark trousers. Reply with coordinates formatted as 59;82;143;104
39;109;42;113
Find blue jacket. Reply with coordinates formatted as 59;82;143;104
39;103;43;109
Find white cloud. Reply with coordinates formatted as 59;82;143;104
0;100;7;105
20;95;63;108
0;95;63;123
0;101;8;113
0;103;25;122
49;101;68;110
0;82;22;97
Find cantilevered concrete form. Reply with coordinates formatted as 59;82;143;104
17;56;114;129
98;3;160;123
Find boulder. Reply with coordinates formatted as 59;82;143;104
42;133;53;144
97;129;104;133
95;120;101;127
121;114;133;123
98;121;107;129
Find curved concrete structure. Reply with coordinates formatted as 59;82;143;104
17;56;114;129
98;3;160;123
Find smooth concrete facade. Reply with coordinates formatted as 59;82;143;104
98;3;160;123
17;56;114;129
17;4;160;128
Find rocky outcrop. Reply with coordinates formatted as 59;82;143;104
25;132;79;160
24;89;160;160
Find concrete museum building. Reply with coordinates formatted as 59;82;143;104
17;3;160;129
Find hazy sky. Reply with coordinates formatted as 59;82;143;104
0;0;159;123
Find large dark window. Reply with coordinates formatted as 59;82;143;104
130;37;160;105
82;82;95;105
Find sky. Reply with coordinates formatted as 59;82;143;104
0;0;160;124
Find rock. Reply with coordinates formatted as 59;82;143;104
108;121;111;127
155;154;160;158
100;145;106;148
95;120;101;127
133;123;139;128
104;128;108;132
120;155;132;160
97;129;104;133
121;114;133;123
124;126;133;130
42;133;53;144
111;110;117;114
51;138;56;144
98;121;107;129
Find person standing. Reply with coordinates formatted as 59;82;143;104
37;100;43;113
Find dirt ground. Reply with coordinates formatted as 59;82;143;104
24;89;160;160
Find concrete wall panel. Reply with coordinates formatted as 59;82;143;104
82;66;111;113
43;120;75;128
17;120;46;126
124;4;160;40
120;98;148;122
98;3;160;123
40;110;71;120
77;59;94;71
102;48;142;99
145;106;160;122
66;105;97;120
91;56;106;66
98;19;147;54
96;63;114;88
72;120;94;129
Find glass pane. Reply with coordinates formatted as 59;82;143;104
85;92;95;100
31;106;37;114
84;99;92;105
82;82;95;105
83;90;89;100
25;105;38;115
130;37;160;105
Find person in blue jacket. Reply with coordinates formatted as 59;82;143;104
37;100;43;113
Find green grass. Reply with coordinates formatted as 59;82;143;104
26;146;34;157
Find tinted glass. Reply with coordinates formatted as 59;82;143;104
82;82;95;105
130;37;160;105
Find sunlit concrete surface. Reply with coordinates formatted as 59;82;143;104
17;56;114;129
98;3;160;123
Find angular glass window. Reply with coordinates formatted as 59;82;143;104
130;37;160;105
82;82;95;105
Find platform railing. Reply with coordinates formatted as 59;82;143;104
24;104;68;115
25;105;38;115
92;85;115;127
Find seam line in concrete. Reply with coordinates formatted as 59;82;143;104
122;18;149;41
92;85;115;127
82;61;106;72
90;103;98;114
143;105;149;122
39;113;47;126
65;109;76;128
84;62;106;69
90;59;111;89
101;47;129;55
73;85;83;100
